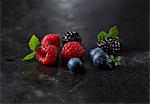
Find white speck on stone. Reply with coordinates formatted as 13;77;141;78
35;89;44;97
47;92;53;96
48;77;58;82
27;95;31;99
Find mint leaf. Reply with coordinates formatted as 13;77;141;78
114;56;123;66
97;31;107;41
115;56;123;62
28;34;40;51
108;26;119;39
108;55;123;67
110;55;115;61
22;51;35;61
117;62;122;66
108;55;115;66
108;58;113;63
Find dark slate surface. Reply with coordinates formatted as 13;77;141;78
1;0;149;103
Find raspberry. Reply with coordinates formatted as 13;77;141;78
36;45;58;65
61;41;85;60
41;34;61;48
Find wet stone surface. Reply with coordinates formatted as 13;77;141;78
1;0;149;103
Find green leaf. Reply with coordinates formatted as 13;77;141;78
110;55;115;60
108;26;119;39
117;62;122;66
114;56;123;66
22;51;35;61
28;34;40;51
108;58;113;63
97;31;107;41
108;55;123;67
115;56;123;62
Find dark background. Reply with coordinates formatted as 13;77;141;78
1;0;149;103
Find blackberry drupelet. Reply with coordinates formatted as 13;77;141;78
62;31;82;45
109;38;121;54
97;40;110;53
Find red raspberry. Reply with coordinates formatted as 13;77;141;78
36;45;58;65
41;34;61;48
61;41;85;60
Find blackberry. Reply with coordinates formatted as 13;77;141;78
97;38;121;55
97;40;110;53
109;38;121;54
62;31;82;45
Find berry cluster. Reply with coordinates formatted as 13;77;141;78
23;31;85;73
97;26;121;55
36;34;60;65
22;34;60;65
90;47;123;68
23;26;123;75
90;26;123;68
61;31;85;73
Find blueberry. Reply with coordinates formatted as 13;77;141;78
67;58;82;73
90;47;104;59
92;52;109;67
